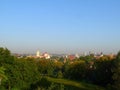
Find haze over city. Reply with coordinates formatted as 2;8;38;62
0;0;120;54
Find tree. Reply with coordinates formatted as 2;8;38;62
57;71;63;78
112;51;120;90
0;47;15;89
11;58;41;89
0;47;41;89
0;47;14;65
93;60;113;86
64;61;88;80
0;67;7;85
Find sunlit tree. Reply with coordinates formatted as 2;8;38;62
0;67;7;85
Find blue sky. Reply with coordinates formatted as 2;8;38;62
0;0;120;54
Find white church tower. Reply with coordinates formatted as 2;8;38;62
36;50;40;57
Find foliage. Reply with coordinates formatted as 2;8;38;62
0;67;7;85
0;47;119;89
93;60;114;86
112;51;120;90
57;71;63;78
46;76;105;90
64;61;88;80
0;47;41;89
30;77;51;90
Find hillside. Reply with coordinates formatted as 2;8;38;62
46;77;105;90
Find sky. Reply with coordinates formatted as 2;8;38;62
0;0;120;54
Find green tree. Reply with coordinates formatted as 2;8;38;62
93;60;113;86
0;47;40;89
0;67;7;85
57;71;63;78
11;58;41;89
112;51;120;90
64;61;88;80
0;47;14;65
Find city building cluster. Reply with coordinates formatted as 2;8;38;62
35;50;50;59
13;50;115;61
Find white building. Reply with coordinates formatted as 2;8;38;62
42;52;51;59
36;50;40;57
36;50;50;59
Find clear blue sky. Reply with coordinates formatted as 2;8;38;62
0;0;120;54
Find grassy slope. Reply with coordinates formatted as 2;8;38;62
46;77;105;90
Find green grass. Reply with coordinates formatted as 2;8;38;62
46;77;105;90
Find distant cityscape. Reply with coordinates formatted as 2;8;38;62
13;50;115;61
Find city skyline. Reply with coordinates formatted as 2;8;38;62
0;0;120;54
